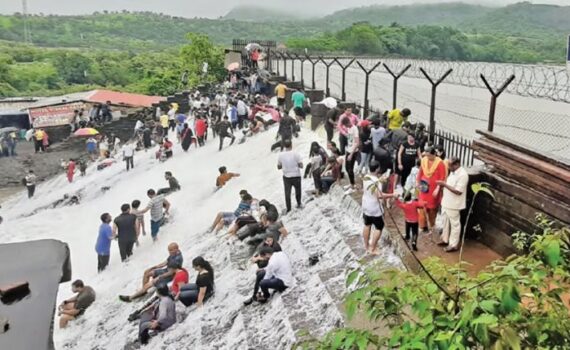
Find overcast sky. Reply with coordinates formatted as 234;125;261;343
1;0;567;18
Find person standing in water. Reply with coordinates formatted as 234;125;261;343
361;160;396;255
277;139;303;213
24;170;37;199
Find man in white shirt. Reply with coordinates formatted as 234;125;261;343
236;97;248;129
122;142;135;171
436;157;469;252
342;117;360;194
257;247;292;303
277;139;303;213
361;160;396;255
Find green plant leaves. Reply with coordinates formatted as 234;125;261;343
471;182;495;200
346;270;360;287
500;283;520;313
542;238;561;268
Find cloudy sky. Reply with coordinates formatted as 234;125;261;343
1;0;567;17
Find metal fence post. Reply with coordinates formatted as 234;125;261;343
319;56;335;97
295;54;306;87
306;55;317;89
356;60;382;117
286;53;295;81
419;68;453;140
281;53;287;80
334;58;356;101
383;63;411;109
480;74;516;132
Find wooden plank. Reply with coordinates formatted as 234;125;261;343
473;138;570;182
476;152;570;202
476;130;570;170
475;150;569;195
484;172;570;224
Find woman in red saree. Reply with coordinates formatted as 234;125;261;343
416;147;447;233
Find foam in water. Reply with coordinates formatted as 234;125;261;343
0;127;402;349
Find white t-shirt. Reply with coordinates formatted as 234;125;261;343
361;175;384;217
346;125;360;154
278;150;302;178
441;167;469;210
264;251;293;287
237;100;247;115
122;144;135;157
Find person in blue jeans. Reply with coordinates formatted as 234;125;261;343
244;247;293;305
140;189;170;241
95;213;114;272
178;257;215;307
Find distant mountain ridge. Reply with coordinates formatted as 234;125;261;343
0;2;566;50
223;5;313;22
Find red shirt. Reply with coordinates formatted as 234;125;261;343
395;199;426;223
195;119;207;137
171;268;189;295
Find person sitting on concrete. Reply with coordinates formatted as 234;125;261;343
119;243;183;302
58;279;96;329
138;285;176;345
243;246;292;306
157;171;181;195
177;257;215;307
210;192;252;233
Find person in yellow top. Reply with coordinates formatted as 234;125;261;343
34;129;45;153
159;114;169;136
387;108;411;130
274;83;288;110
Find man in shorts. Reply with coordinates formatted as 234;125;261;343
210;191;252;233
274;82;288;110
361;160;396;255
58;280;96;328
119;243;183;302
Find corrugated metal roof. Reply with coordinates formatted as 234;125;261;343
27;90;164;110
26;91;94;109
88;90;163;107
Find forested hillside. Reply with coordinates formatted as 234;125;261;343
0;2;567;98
0;2;567;51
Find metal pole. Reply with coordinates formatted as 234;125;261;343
319;56;333;97
419;67;453;140
383;63;411;110
307;55;316;89
356;60;382;117
334;58;355;101
480;74;515;132
283;54;287;80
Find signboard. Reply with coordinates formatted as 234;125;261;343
29;102;85;128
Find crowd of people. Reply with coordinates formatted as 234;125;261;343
51;55;469;346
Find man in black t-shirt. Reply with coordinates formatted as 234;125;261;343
113;203;139;262
157;171;181;195
218;116;235;151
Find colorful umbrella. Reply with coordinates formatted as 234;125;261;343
227;62;240;71
73;128;99;137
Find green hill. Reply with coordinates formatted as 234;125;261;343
223;5;311;22
463;2;570;37
321;3;493;28
0;2;566;57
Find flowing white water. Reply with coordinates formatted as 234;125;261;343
0;126;402;349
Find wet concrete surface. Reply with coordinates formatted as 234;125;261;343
0;138;86;202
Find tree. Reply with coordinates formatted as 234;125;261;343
179;33;225;84
53;52;93;85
